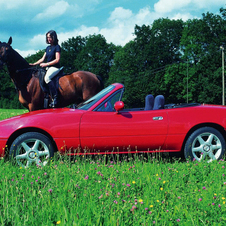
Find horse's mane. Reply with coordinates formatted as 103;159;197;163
10;46;29;69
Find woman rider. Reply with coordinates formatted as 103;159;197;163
30;30;61;108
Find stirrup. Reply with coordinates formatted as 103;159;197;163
49;96;58;108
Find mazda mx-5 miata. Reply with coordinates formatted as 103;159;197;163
0;83;225;167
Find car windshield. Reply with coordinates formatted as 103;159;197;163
77;85;115;110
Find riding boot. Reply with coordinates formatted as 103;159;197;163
48;80;58;108
43;93;49;109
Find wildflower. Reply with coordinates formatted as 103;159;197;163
218;204;221;208
84;176;89;180
158;178;161;180
48;189;53;193
114;200;118;204
126;184;131;187
202;186;206;190
222;197;225;200
117;192;120;196
145;208;148;210
132;181;136;184
176;219;181;222
130;205;137;212
56;221;61;225
99;194;103;199
199;198;202;201
163;181;166;184
44;172;47;175
150;205;153;208
178;196;181;199
160;187;163;191
138;199;143;203
212;203;215;205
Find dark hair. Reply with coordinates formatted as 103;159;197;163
46;30;59;45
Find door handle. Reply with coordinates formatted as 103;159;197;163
153;116;163;120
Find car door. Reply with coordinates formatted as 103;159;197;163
80;109;168;153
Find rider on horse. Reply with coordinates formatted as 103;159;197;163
30;30;61;108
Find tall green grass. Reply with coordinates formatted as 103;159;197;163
0;155;226;225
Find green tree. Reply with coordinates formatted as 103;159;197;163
61;36;86;73
75;34;119;83
180;11;226;104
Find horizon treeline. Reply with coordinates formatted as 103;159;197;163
0;7;226;109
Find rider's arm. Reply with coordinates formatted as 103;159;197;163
29;52;46;66
40;51;60;68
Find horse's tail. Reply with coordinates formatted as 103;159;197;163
97;75;104;91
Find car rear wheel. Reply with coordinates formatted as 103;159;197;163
184;127;225;162
9;132;54;168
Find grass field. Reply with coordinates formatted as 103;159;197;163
0;109;226;225
0;108;28;120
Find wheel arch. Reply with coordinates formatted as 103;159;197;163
181;123;226;156
5;128;58;155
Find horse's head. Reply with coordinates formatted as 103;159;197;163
0;37;13;68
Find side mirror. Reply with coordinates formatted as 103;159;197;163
114;101;124;113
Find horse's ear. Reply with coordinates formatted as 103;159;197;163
8;37;12;45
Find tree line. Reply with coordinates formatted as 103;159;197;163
0;7;226;109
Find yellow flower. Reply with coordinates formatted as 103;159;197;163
157;200;159;202
163;181;166;184
56;221;61;224
150;205;153;208
156;174;159;176
160;187;163;191
223;201;226;205
138;199;143;203
132;181;136;184
222;197;225;200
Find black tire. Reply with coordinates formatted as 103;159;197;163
184;127;225;162
9;132;54;168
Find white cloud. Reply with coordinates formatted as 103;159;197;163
171;13;194;21
16;49;38;58
29;34;46;50
154;0;225;14
154;0;191;13
34;1;70;20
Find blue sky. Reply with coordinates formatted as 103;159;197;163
1;0;225;57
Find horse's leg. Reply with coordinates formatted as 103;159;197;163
27;77;45;111
18;90;29;110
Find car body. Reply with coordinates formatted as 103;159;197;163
0;83;226;167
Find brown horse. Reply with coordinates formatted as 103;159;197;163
0;37;103;111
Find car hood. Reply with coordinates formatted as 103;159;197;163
0;108;85;138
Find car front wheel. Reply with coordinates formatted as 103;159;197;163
184;127;225;163
9;132;54;168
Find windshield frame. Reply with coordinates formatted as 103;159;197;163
77;85;116;110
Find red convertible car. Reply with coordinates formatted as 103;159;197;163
0;83;225;167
